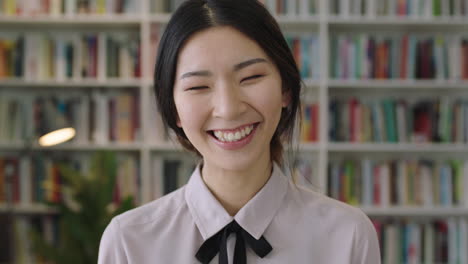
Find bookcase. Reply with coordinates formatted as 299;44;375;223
1;0;468;263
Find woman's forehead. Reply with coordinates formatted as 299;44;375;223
176;26;270;71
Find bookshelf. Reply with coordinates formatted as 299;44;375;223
1;0;468;262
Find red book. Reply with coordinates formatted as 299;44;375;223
462;40;468;79
310;104;319;142
400;35;408;79
383;41;390;78
421;40;430;78
350;98;359;142
373;165;381;205
376;41;385;79
135;43;141;78
293;38;301;70
42;0;50;14
4;159;19;204
276;0;283;14
109;97;116;141
131;93;139;141
51;165;61;203
398;0;406;15
413;103;431;142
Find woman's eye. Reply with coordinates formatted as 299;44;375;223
241;74;264;82
186;86;208;91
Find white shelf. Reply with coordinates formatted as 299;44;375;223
296;142;321;152
0;78;142;88
0;14;142;26
361;206;468;217
328;79;468;89
328;143;468;153
148;14;171;23
276;15;320;24
148;142;184;151
329;16;468;25
303;78;320;88
0;204;57;214
147;14;321;27
0;142;143;151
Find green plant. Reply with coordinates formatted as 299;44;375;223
32;151;135;264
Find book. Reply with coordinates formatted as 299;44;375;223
328;158;467;207
330;33;468;80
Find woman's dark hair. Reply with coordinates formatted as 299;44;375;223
153;0;301;166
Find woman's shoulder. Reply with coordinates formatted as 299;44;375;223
111;186;188;230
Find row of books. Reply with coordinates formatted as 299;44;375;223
330;34;468;80
0;32;141;81
0;89;140;144
328;158;468;207
259;0;318;16
285;34;320;80
0;153;140;205
0;0;140;16
0;215;57;264
373;218;468;264
330;0;468;18
329;97;468;143
150;0;184;13
150;0;318;15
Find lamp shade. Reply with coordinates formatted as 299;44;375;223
37;97;76;147
38;127;76;147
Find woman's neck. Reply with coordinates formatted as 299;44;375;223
201;158;273;216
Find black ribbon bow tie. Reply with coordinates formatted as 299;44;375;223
195;220;272;264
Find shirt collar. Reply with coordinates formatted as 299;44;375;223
185;163;288;241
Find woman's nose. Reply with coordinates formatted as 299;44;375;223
212;82;247;120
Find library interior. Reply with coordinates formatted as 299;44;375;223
0;0;468;263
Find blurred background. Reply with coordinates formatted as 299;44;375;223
0;0;468;263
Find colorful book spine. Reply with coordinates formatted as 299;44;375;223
374;218;468;263
329;97;468;144
330;33;468;81
327;158;468;208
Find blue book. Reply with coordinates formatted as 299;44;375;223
300;37;310;78
382;99;398;142
408;35;417;79
370;102;381;142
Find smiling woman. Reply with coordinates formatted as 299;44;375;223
98;0;381;264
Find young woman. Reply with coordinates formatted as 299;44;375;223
98;0;380;263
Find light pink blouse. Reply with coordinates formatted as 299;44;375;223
98;163;381;264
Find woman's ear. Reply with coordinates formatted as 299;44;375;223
282;91;291;108
176;115;182;127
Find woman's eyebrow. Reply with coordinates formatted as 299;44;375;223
179;58;268;80
233;58;268;71
180;70;212;80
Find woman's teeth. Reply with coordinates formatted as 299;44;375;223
213;124;254;142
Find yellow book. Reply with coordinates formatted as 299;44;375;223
301;105;311;142
3;40;15;77
97;0;106;14
116;93;133;142
5;0;16;15
0;42;6;78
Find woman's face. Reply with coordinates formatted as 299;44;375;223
173;26;287;172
